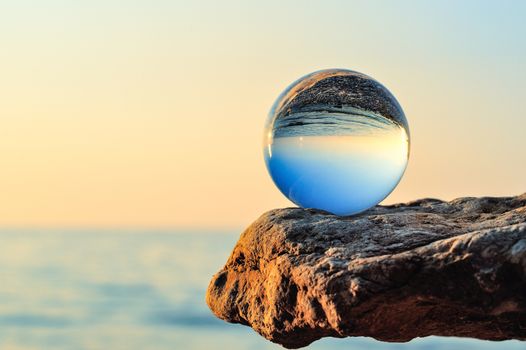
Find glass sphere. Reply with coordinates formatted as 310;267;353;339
263;69;410;216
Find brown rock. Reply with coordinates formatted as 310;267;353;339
206;194;526;348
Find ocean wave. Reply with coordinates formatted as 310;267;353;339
272;106;400;138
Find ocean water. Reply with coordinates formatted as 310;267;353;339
0;230;522;350
269;107;403;138
265;116;409;215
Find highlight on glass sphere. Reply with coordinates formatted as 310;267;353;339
263;69;410;216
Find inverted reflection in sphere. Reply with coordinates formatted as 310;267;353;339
264;69;410;216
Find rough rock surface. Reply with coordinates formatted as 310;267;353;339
206;194;526;348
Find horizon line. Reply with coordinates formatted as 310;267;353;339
0;225;244;234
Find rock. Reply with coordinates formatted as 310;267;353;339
206;194;526;348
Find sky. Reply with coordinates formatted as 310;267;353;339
0;0;525;229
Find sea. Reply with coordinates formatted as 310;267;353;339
0;230;522;350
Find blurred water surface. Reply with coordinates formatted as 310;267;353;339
0;230;522;350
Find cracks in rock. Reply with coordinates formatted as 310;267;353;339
207;194;526;348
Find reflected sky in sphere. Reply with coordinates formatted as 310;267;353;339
264;69;410;216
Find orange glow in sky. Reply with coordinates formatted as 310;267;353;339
0;1;524;228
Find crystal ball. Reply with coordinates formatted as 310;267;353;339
263;69;410;216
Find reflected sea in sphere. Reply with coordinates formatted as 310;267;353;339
264;69;410;216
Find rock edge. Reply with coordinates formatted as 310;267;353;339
207;194;526;348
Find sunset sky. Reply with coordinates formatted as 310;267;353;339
1;0;525;229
